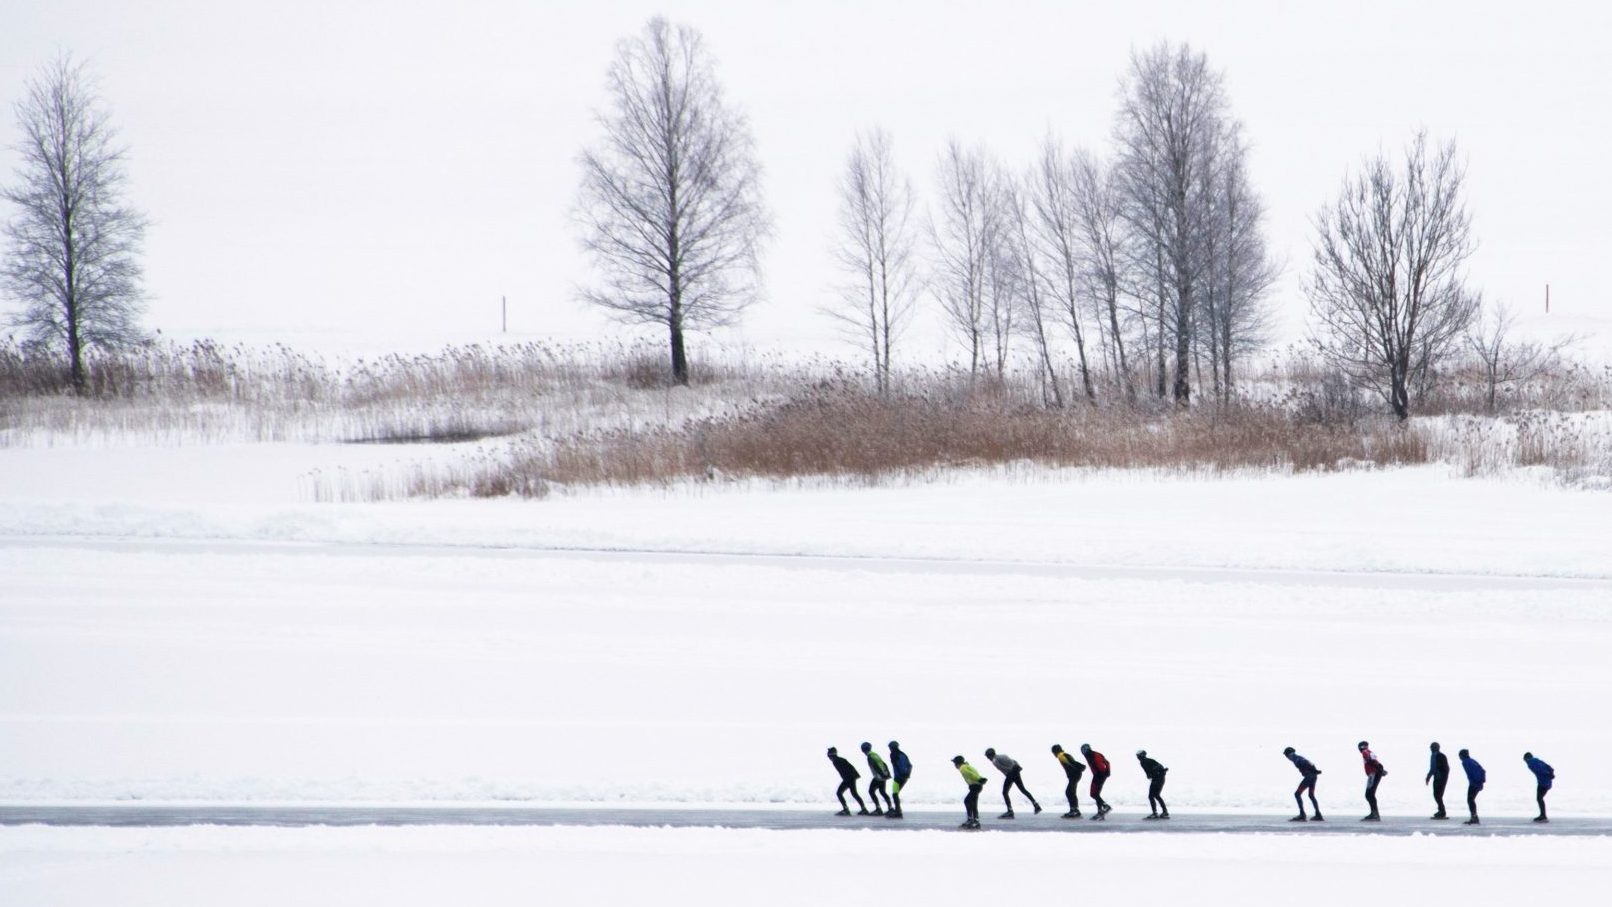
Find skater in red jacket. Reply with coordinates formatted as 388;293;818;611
1080;743;1112;819
1358;741;1387;821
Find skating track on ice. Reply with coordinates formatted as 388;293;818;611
5;806;1610;836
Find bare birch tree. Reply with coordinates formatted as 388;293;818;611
829;127;916;393
1069;150;1134;399
576;17;768;385
1200;129;1278;403
1308;132;1478;419
1113;42;1230;406
1001;175;1061;406
1;54;148;394
1027;136;1093;403
931;140;999;375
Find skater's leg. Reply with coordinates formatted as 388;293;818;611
836;781;852;812
1065;778;1079;813
1433;776;1447;816
1001;775;1014;811
1009;770;1038;809
1152;776;1167;815
850;784;867;813
1537;785;1548;820
891;778;903;814
964;783;982;820
1466;784;1479;821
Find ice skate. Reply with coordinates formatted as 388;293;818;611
998;810;1015;819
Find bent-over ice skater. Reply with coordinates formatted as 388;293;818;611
860;741;893;815
1051;744;1085;818
887;741;912;819
1284;746;1323;821
1524;752;1555;822
827;746;867;816
984;748;1041;818
954;755;986;829
1137;750;1169;819
1459;749;1485;825
1081;744;1112;819
1358;741;1387;821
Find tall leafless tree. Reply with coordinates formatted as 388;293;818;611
1200;128;1278;403
1026;136;1092;403
931;140;1001;375
1002;174;1062;406
828;128;916;394
1308;132;1478;420
576;17;768;385
1;54;148;394
1113;42;1230;407
1069;150;1134;400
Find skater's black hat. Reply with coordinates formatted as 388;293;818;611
952;755;966;765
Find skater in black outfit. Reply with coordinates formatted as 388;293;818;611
1080;744;1112;819
1459;749;1485;825
984;748;1042;818
1358;741;1387;821
1136;750;1170;819
1050;744;1085;818
827;747;868;816
954;755;986;829
1426;742;1451;819
1283;746;1323;821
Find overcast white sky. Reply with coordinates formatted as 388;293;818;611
2;0;1608;359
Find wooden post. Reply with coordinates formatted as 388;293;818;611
1545;284;1550;314
502;295;507;332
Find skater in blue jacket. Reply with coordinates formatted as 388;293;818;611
1284;746;1323;821
886;741;912;819
1459;749;1485;825
1524;752;1555;822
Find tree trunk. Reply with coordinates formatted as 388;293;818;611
670;319;689;386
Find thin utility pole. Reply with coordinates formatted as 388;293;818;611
502;295;507;332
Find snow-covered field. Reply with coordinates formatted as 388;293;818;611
4;825;1610;906
3;436;1610;901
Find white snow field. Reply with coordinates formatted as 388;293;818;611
3;825;1610;906
2;440;1611;901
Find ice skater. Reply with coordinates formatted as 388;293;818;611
886;741;912;819
1080;743;1112;819
1459;748;1485;825
954;755;986;829
984;748;1041;818
1426;741;1451;819
1136;750;1169;819
827;746;868;816
1050;744;1085;818
1524;752;1555;822
860;741;894;815
1358;741;1387;821
1283;746;1323;821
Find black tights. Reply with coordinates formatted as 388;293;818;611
964;782;983;819
836;780;865;812
1432;775;1448;815
1364;773;1382;816
1466;783;1481;820
1090;774;1110;811
1295;778;1320;815
1063;778;1081;812
1537;785;1549;819
1002;769;1037;809
1148;776;1168;814
868;778;892;810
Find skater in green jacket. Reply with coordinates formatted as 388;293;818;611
861;741;894;815
954;755;985;829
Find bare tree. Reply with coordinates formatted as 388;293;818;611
1027;136;1092;403
1069;150;1134;399
828;127;916;394
1002;173;1062;406
1113;42;1230;406
1308;132;1478;419
1464;301;1574;413
1200;128;1278;403
931;140;1000;375
2;54;148;394
576;17;768;385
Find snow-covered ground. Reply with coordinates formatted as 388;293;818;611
3;825;1609;906
3;433;1609;900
